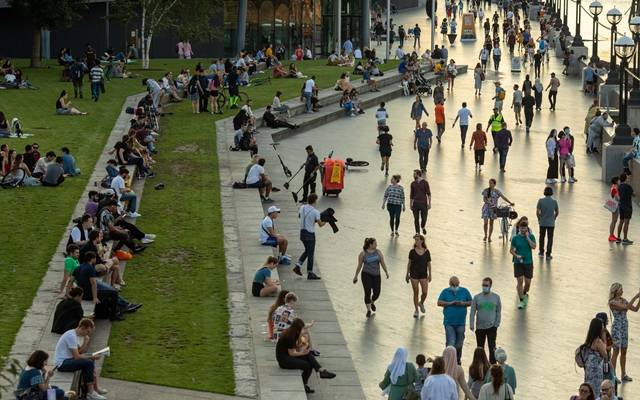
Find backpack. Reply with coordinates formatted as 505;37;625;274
497;89;506;100
575;344;590;368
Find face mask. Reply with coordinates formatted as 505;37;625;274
450;285;459;294
482;286;491;294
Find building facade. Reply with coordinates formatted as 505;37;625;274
223;0;372;57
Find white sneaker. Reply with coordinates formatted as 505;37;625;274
141;238;154;244
561;177;567;183
96;388;109;395
550;178;558;183
568;177;576;183
128;212;142;218
545;178;552;184
145;234;157;240
87;392;107;400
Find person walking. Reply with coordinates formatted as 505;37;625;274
443;346;476;399
303;75;316;113
406;234;432;318
557;130;572;183
470;123;488;171
294;194;326;280
494;348;517;393
536;187;559;260
474;63;484;96
300;145;319;204
492;45;502;71
437;276;473;364
511;85;523;127
470;277;502;364
414;122;433;172
413;24;422;49
379;347;418;400
534;78;544;111
492;82;506;111
608;176;621;242
615;173;635;244
410;95;429;130
510;218;536;309
477;365;515;400
410;169;431;235
564;127;578;183
435;101;446;143
495;122;513;172
420;357;458;400
545;72;560;111
452;102;473;148
382;175;406;236
581;318;607;394
609;283;640;382
486;108;504;153
377;126;393;177
481;179;514;242
479;48;490;73
468;348;491;397
353;238;390;318
447;59;458;91
522;90;535;133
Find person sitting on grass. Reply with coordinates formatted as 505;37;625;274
80;230;124;289
252;256;280;297
59;244;80;293
246;157;274;202
56;90;87;115
61;147;80;176
263;106;298;130
54;318;107;400
32;151;56;179
42;156;66;187
276;318;335;394
260;205;291;263
15;350;69;400
52;287;85;334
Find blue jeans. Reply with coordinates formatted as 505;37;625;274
623;152;637;169
58;358;95;385
298;230;316;273
303;92;312;112
97;281;129;308
91;81;101;100
120;192;138;213
498;148;509;170
444;324;465;364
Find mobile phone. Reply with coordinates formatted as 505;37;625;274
52;365;59;372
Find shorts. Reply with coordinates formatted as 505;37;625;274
56;108;71;115
247;181;264;188
380;149;392;157
513;263;533;279
619;207;633;220
252;282;264;297
513;103;521;113
211;90;219;97
189;92;198;101
261;236;278;247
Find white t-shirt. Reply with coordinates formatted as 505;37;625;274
110;175;126;198
493;47;502;56
235;58;246;68
70;226;90;243
299;204;321;232
375;109;389;122
54;329;79;366
246;164;264;185
480;48;489;60
354;49;362;59
395;48;405;59
304;79;315;93
420;374;458;400
457;107;472;125
260;216;274;243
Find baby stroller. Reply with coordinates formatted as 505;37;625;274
415;73;433;96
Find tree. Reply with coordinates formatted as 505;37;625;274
9;0;87;67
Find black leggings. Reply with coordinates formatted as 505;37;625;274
474;149;485;166
361;272;381;305
278;354;322;384
412;203;428;233
387;203;401;231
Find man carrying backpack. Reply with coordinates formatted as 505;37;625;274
70;59;85;99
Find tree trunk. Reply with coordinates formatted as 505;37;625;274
141;5;147;69
30;28;42;68
144;33;153;69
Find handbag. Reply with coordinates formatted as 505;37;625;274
604;197;618;213
403;388;419;400
567;153;576;168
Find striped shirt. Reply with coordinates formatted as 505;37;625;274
90;66;103;83
383;184;405;206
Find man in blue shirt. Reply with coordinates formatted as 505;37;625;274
414;122;433;172
398;57;408;74
437;276;472;364
510;219;537;309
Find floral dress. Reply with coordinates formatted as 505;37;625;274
611;301;629;348
584;348;604;394
481;188;502;219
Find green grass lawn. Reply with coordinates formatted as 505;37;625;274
0;57;398;394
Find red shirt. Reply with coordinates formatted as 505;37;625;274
435;104;445;124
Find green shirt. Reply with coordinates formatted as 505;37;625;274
64;257;79;274
379;362;417;400
511;233;536;264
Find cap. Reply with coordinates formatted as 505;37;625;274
267;206;281;214
595;312;608;324
103;189;115;196
494;347;507;362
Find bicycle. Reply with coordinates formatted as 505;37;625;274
216;86;249;112
495;203;518;244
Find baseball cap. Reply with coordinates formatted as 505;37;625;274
267;206;281;214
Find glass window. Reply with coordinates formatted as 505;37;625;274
259;1;275;47
246;0;259;52
223;0;239;55
275;4;289;51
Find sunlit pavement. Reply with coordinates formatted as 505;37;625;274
273;6;640;399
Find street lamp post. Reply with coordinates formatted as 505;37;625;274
606;7;622;84
573;0;584;46
563;0;569;28
612;36;635;145
629;16;640;104
589;1;603;64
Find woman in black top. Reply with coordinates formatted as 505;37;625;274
405;234;432;318
377;125;393;176
276;318;336;394
55;90;86;115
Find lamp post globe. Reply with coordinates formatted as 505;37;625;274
612;36;636;144
606;7;623;84
629;15;640;104
589;1;603;63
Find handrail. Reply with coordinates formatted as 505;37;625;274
562;0;633;40
625;67;640;83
